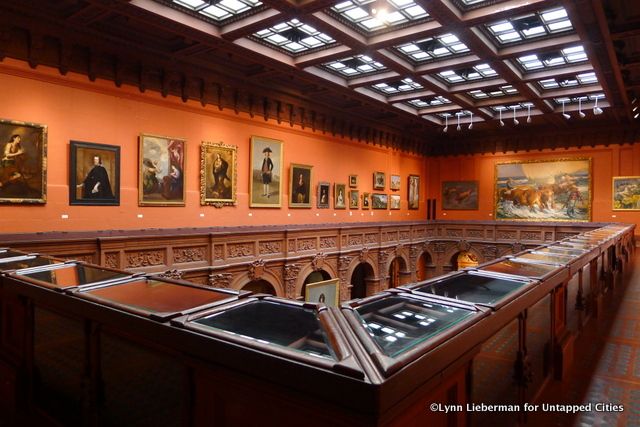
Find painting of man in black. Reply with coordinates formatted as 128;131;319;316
78;155;113;199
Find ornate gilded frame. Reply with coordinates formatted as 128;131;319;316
612;176;640;211
200;141;237;207
138;133;186;206
289;163;313;208
249;136;283;208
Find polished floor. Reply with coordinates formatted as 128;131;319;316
530;249;640;426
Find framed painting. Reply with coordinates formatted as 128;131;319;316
349;174;358;188
373;171;385;190
317;182;330;208
613;176;640;211
250;136;283;208
69;141;120;206
372;193;388;209
390;174;401;191
442;181;478;210
408;175;420;210
390;194;401;210
305;278;339;308
349;190;359;209
0;118;47;204
334;183;346;209
495;158;592;222
139;133;186;206
289;163;312;208
362;192;370;210
200;141;237;207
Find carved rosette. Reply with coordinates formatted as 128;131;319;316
312;252;327;271
125;250;164;268
173;247;206;263
248;259;266;280
158;269;184;280
105;252;119;269
283;264;300;298
208;273;233;288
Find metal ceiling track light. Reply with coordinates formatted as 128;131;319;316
498;108;504;127
578;97;586;118
443;114;449;133
456;112;462;131
527;104;532;123
512;106;519;125
468;112;474;130
593;96;603;115
561;100;570;119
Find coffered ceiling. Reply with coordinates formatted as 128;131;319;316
0;0;638;154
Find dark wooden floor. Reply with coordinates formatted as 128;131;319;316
530;249;640;426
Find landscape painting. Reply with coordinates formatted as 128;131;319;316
442;181;478;210
613;176;640;211
495;158;592;222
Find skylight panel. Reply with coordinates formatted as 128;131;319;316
322;55;387;77
395;33;469;62
372;78;423;95
175;0;206;7
437;64;498;84
330;0;430;34
467;85;518;99
253;20;336;54
171;0;262;21
537;72;598;91
485;6;573;45
552;93;604;105
515;45;588;71
407;96;451;109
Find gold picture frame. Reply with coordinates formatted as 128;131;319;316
408;175;419;210
200;141;237;207
250;136;283;208
334;183;346;209
612;176;640;211
373;171;385;190
349;190;359;209
494;158;592;222
362;192;370;210
349;174;358;188
289;163;313;208
139;133;186;206
0;118;47;204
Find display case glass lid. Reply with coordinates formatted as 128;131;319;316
556;241;594;250
352;294;478;358
534;247;585;257
479;258;561;279
188;299;336;359
517;252;573;264
0;255;60;271
74;277;241;320
14;263;131;290
0;249;28;260
410;272;534;307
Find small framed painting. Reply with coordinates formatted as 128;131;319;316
200;141;237;207
612;176;640;211
349;174;358;188
443;181;479;210
70;141;120;206
390;194;401;209
139;133;186;206
334;183;346;209
289;163;313;208
408;175;420;210
349;190;359;209
305;278;339;307
362;192;370;210
373;171;385;190
317;182;330;208
390;174;401;191
372;193;388;209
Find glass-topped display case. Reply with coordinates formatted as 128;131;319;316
71;276;246;321
9;262;133;291
478;258;563;280
0;255;62;272
0;248;30;260
172;295;364;378
407;271;537;310
516;251;574;265
535;246;585;257
341;291;488;376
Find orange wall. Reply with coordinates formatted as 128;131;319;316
0;59;426;233
427;145;640;230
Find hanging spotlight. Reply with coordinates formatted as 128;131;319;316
526;104;532;123
578;97;586;118
512;106;519;125
456;112;462;131
443;114;449;133
561;100;570;119
593;96;603;115
498;108;505;127
370;0;388;21
468;112;474;130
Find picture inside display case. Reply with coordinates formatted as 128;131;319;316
0;118;47;204
349;190;359;209
495;158;592;221
372;193;388;209
362;192;370;210
612;176;640;211
390;174;400;191
200;141;237;206
373;171;385;190
305;278;339;307
250;136;283;208
70;141;120;206
317;182;330;208
334;183;346;209
408;175;419;210
442;181;478;210
139;134;186;206
289;164;312;208
390;194;400;210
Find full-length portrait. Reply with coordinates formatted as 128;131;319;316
139;134;186;206
250;136;283;208
408;175;420;210
70;141;120;206
0;118;47;204
201;141;237;206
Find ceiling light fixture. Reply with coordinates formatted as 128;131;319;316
593;96;603;115
498;108;504;127
456;112;462;131
370;1;388;21
443;114;449;133
512;106;519;125
561;101;570;119
468;112;473;130
578;97;586;118
526;104;532;123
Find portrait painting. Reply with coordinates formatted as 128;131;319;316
201;141;237;206
442;181;478;210
408;175;420;210
390;194;401;210
139;134;186;206
334;183;346;209
390;174;401;191
305;278;339;308
250;136;283;208
495;158;592;222
317;182;330;208
372;193;388;209
362;192;370;210
349;190;359;209
69;141;120;206
289;163;312;208
0;118;47;204
373;171;385;190
349;174;358;188
613;176;640;211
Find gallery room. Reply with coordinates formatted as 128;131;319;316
0;0;639;425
